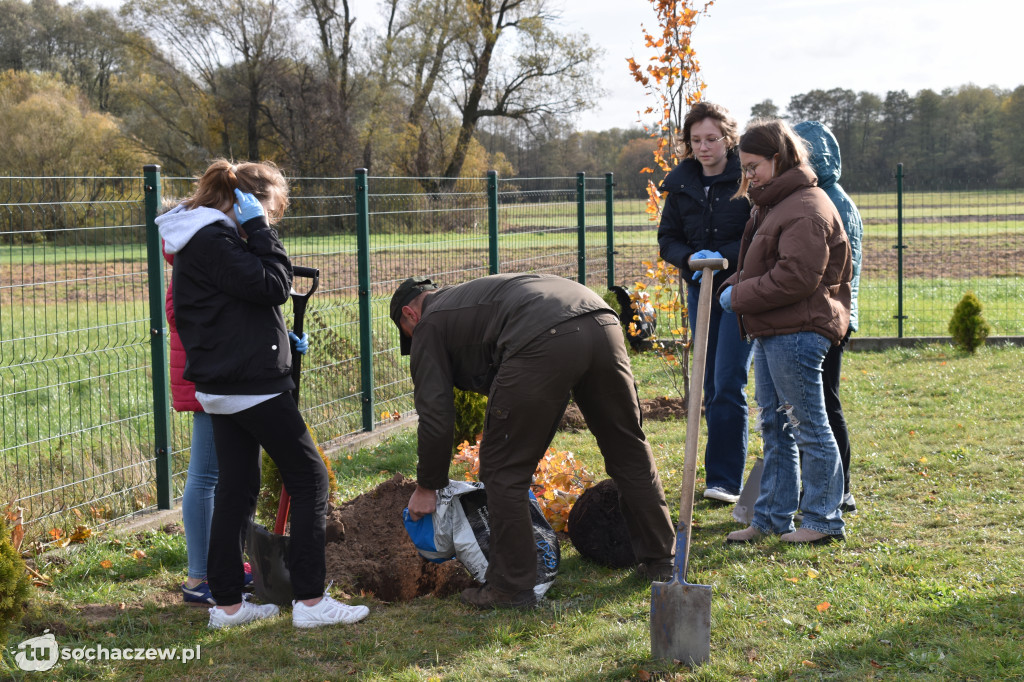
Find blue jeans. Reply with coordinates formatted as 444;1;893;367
751;332;844;536
687;285;754;494
182;411;218;579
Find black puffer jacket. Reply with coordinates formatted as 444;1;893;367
657;153;751;291
157;204;295;396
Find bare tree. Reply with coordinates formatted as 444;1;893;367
362;0;600;184
438;0;601;186
125;0;293;160
300;0;359;165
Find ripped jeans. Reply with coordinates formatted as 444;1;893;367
751;332;845;536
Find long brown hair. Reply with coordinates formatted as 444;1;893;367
184;159;290;224
732;118;809;199
680;101;740;159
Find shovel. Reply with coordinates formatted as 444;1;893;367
247;265;320;606
732;457;764;526
650;256;727;665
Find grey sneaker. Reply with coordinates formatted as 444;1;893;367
703;487;740;504
780;528;844;545
207;601;280;629
293;593;370;628
840;493;857;514
726;526;765;544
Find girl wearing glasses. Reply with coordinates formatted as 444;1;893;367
719;119;852;545
657;102;754;505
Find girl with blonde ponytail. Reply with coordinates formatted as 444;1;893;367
158;159;368;630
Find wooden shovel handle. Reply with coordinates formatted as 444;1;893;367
676;257;728;578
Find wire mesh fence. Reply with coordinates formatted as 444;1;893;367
1;168;1021;540
363;176;493;432
497;176;580;278
0;176;159;538
852;167;1024;337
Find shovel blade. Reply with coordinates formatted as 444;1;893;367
246;522;294;606
650;579;712;665
732;457;764;526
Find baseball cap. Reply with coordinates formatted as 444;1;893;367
390;276;438;355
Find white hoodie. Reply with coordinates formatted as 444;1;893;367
156;204;237;255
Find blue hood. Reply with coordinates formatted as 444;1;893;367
793;119;862;333
793;121;841;190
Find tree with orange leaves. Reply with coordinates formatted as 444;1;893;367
627;0;714;220
620;1;713;405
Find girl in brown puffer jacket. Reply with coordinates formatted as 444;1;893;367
718;118;852;546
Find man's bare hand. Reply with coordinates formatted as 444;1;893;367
406;484;437;521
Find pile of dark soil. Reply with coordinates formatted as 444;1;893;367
325;395;683;598
323;474;475;602
639;396;688;421
559;397;687;432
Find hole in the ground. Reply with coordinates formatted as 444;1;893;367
324;474;476;602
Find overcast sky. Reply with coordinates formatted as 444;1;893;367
559;0;1021;131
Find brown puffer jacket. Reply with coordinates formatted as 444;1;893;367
723;164;852;345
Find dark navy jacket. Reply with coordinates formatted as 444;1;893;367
657;152;751;292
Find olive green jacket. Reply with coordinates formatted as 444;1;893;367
409;273;611;489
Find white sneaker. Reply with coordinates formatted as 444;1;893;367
703;487;740;504
293;593;369;628
207;601;280;629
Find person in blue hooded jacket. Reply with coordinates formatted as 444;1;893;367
793;121;863;513
657;102;754;504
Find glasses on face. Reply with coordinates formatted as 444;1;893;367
690;135;725;149
741;159;767;177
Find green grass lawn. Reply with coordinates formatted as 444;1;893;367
4;343;1023;680
857;276;1024;336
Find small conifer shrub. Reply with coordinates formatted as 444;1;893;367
602;289;622;316
0;517;31;643
948;292;991;354
453;388;487;449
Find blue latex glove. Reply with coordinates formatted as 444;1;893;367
690;250;723;281
289;331;309;354
233;188;265;224
719;285;734;313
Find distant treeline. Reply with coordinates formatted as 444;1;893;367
481;85;1024;194
0;0;603;188
749;86;1024;191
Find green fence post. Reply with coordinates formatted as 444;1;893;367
895;163;906;338
144;165;172;510
577;172;586;284
488;170;499;275
355;169;374;432
605;172;615;289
